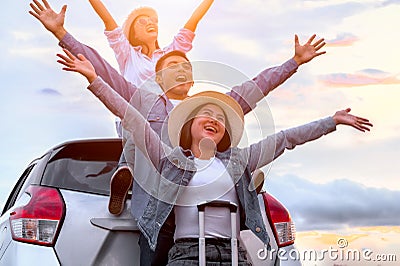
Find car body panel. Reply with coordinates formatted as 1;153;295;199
54;190;140;266
276;245;303;266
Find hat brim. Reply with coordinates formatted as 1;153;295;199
168;91;244;148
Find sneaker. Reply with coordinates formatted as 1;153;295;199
108;165;133;215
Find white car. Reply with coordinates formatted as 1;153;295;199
0;138;300;265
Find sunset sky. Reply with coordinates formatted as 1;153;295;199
1;0;399;264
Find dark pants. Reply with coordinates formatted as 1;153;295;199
167;238;251;266
139;218;175;266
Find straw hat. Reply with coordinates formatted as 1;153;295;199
168;91;244;148
122;7;158;42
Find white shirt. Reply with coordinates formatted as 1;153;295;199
174;157;240;240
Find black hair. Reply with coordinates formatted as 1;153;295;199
155;50;190;74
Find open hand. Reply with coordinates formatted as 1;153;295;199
57;49;98;83
293;34;326;65
29;0;67;40
333;108;373;132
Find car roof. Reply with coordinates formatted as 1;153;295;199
47;138;122;152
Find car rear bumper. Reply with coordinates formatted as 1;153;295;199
275;245;303;266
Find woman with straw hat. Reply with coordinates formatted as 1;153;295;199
56;50;372;265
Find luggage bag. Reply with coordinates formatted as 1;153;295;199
197;200;239;266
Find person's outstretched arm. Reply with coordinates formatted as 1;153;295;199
29;0;141;102
29;0;67;41
184;0;214;32
56;49;126;120
88;0;118;31
57;49;97;84
56;49;167;165
246;110;373;171
228;34;327;114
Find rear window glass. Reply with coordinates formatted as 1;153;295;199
41;140;122;195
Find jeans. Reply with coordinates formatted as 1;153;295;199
139;216;175;266
167;238;251;265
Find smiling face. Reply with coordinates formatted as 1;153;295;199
130;15;159;45
156;55;194;100
190;104;226;149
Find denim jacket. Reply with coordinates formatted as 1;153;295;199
137;147;270;251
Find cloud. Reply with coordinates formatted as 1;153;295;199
214;34;264;59
318;69;400;87
380;0;400;7
326;32;359;47
266;175;400;231
39;88;62;96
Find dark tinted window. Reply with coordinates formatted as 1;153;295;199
41;140;122;195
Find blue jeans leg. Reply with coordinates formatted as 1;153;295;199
139;230;175;266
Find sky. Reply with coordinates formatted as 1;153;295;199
1;0;399;264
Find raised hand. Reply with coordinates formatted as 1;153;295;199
332;108;373;132
293;34;326;65
56;49;98;83
184;0;215;32
29;0;67;40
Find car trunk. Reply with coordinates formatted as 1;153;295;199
54;190;140;266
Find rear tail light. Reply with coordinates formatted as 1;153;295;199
262;192;295;247
9;185;65;246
